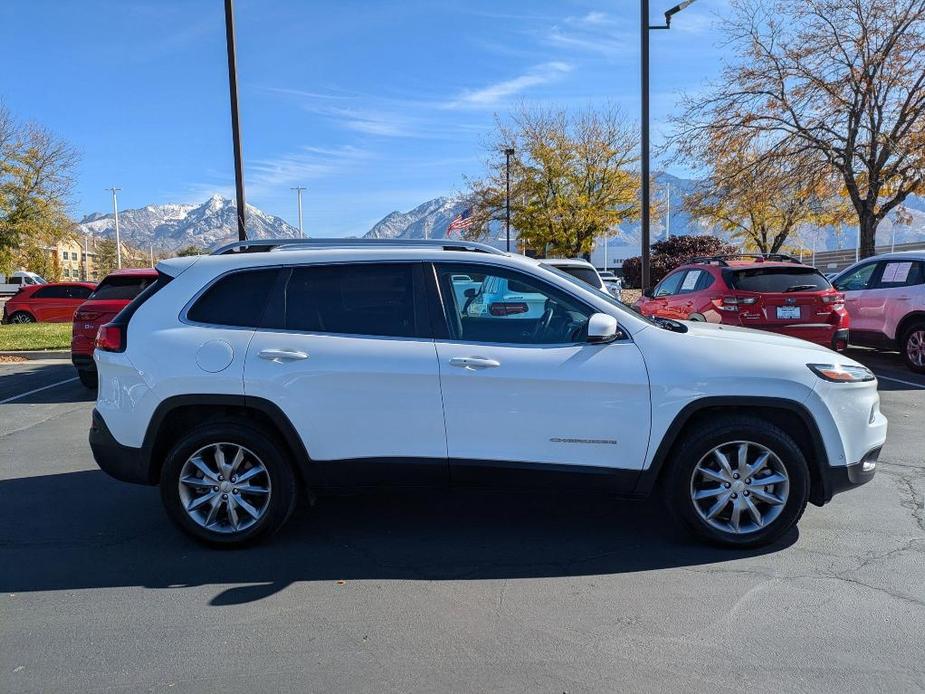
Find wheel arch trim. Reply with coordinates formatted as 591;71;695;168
635;396;832;504
141;393;314;486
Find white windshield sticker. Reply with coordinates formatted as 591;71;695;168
681;271;700;290
881;262;912;283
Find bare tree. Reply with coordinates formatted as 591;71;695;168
673;0;925;258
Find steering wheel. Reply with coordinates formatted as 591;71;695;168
532;305;555;341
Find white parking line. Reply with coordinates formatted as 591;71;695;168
875;373;925;390
0;377;79;405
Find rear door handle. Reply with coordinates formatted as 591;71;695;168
258;348;309;362
449;356;501;369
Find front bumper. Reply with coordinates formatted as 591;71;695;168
89;408;154;485
825;446;879;499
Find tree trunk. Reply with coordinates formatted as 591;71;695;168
859;214;878;259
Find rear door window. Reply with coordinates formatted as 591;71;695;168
728;267;829;292
187;268;279;327
273;263;421;338
89;275;156;300
32;286;70;299
873;261;925;288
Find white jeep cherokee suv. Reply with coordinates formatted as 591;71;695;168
89;239;887;548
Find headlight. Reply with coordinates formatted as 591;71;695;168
807;363;875;383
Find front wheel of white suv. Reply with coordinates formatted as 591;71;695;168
665;416;810;548
160;421;298;546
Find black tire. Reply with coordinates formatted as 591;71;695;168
160;420;298;547
9;311;34;324
664;415;810;548
77;368;98;389
900;321;925;374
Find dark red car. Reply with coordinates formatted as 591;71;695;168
71;268;158;388
2;282;96;324
635;254;850;350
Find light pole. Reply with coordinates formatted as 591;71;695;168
224;0;247;241
291;186;306;237
106;187;122;269
641;0;696;290
504;146;515;252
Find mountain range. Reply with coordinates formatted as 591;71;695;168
77;195;299;251
77;176;925;258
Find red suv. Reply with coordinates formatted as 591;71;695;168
2;282;96;324
635;254;850;350
71;268;158;388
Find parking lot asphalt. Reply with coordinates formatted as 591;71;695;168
1;351;923;693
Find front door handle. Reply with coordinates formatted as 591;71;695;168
259;348;309;362
449;356;501;369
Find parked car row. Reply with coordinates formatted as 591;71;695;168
633;251;925;373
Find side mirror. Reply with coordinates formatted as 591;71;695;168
587;313;620;343
642;287;654;298
464;288;477;299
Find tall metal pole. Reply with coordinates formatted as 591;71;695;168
641;0;651;291
291;186;306;237
665;181;671;240
504;147;514;252
106;187;122;269
224;0;247;241
83;235;89;281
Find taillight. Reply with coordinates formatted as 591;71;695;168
95;323;125;352
711;296;758;312
74;310;103;322
821;293;845;306
489;302;528;316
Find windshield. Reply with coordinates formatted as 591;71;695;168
539;263;660;327
88;275;156;300
726;266;830;292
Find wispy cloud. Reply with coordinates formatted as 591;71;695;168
247;145;371;195
446;62;573;108
545;11;635;60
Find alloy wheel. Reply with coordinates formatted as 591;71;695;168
906;329;925;368
10;313;33;324
689;440;790;535
177;442;272;534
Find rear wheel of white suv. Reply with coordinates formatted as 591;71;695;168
160;421;298;546
900;321;925;373
665;416;810;548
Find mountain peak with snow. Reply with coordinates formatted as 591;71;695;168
78;197;299;252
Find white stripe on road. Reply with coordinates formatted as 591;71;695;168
875;373;925;390
0;377;78;405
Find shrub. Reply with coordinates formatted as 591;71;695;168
621;235;738;288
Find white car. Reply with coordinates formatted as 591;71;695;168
541;258;612;295
832;251;925;372
90;239;886;548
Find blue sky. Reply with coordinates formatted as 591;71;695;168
0;0;728;236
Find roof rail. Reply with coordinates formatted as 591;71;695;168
688;253;801;267
210;237;506;256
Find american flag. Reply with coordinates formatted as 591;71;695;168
446;208;474;237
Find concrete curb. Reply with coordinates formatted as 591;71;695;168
0;350;71;360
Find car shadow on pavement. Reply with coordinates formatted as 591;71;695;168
0;469;796;606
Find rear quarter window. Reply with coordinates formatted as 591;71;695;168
186;269;279;328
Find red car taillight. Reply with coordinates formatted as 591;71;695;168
821;292;845;306
711;296;758;312
95;323;125;352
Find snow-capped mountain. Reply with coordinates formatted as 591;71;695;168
365;196;470;240
78;196;299;251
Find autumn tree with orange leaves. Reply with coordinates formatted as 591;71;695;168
684;143;853;254
673;0;925;259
